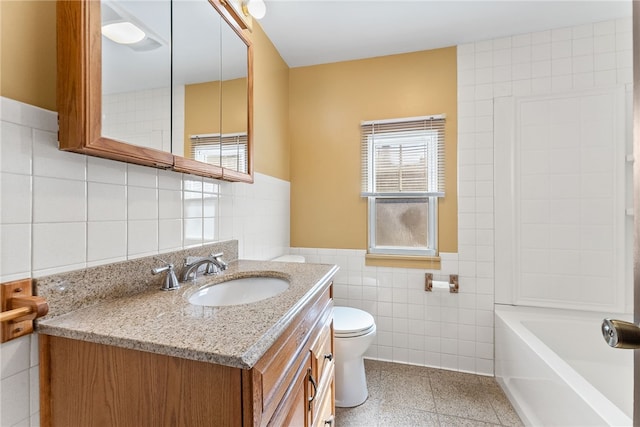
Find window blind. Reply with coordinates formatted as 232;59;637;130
190;133;248;172
361;115;445;197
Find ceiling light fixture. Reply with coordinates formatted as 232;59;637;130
241;0;266;20
101;21;146;45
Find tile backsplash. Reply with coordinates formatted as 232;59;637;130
0;96;290;426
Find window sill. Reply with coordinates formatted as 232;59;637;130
365;254;441;270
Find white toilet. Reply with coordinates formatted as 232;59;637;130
333;306;377;408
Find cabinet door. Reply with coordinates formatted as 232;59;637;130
268;352;311;427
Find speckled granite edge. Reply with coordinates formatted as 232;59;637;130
35;240;238;320
37;260;340;369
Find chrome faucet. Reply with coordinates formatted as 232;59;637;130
180;252;227;282
152;259;180;291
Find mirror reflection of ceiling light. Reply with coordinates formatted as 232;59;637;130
242;0;267;20
101;1;166;52
102;21;146;45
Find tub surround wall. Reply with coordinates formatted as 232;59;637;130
458;17;633;317
0;97;290;426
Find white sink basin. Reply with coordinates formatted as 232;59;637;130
188;277;289;307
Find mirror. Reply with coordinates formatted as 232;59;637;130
57;0;252;182
101;0;172;152
172;0;224;176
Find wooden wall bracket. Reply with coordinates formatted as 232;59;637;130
1;278;48;343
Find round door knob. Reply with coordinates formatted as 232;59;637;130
602;318;640;349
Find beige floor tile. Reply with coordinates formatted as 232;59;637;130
379;373;436;413
335;360;523;427
439;414;502;427
378;407;439;427
335;397;380;426
430;374;501;424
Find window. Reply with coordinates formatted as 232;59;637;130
190;133;248;173
361;115;445;256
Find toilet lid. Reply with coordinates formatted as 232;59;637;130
334;306;375;337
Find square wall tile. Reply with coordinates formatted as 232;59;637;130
88;221;127;262
184;218;203;247
127;220;158;257
1;122;32;175
158;169;182;190
88;182;127;221
0;370;30;426
127;164;157;188
159;219;182;251
1;173;31;224
0;336;30;379
33;177;86;223
1;224;31;280
183;193;203;218
29;366;39;416
128;187;158;220
32;129;86;181
159;190;182;219
203;194;218;217
32;222;86;271
87;156;126;185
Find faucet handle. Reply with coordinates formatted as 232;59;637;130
210;252;228;271
152;260;180;291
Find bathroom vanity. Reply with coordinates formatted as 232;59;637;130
37;259;337;426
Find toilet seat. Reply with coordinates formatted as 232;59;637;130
334;306;376;338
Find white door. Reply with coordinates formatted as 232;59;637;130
634;3;640;424
605;3;640;426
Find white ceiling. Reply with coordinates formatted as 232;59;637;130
258;0;632;68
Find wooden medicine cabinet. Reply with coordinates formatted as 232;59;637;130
57;0;254;182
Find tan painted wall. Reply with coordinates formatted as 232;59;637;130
0;1;56;111
289;48;458;252
250;24;290;181
183;78;247;157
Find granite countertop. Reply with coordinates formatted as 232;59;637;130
37;260;339;369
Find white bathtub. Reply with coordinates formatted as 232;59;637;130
495;305;632;427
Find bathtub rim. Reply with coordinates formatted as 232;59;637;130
495;303;631;427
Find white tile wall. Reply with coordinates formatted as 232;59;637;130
288;248;497;374
458;14;633;367
0;96;290;426
102;87;171;152
494;88;628;312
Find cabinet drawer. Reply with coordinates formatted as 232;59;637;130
310;312;333;387
312;364;334;427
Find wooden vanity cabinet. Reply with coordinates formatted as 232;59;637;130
39;283;334;427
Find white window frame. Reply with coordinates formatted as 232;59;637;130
361;115;445;257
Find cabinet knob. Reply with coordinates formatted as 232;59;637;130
324;353;333;361
324;415;335;426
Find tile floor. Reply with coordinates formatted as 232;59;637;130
335;360;523;427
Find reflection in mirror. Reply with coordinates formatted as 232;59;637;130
101;0;172;152
174;1;223;168
220;14;249;173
